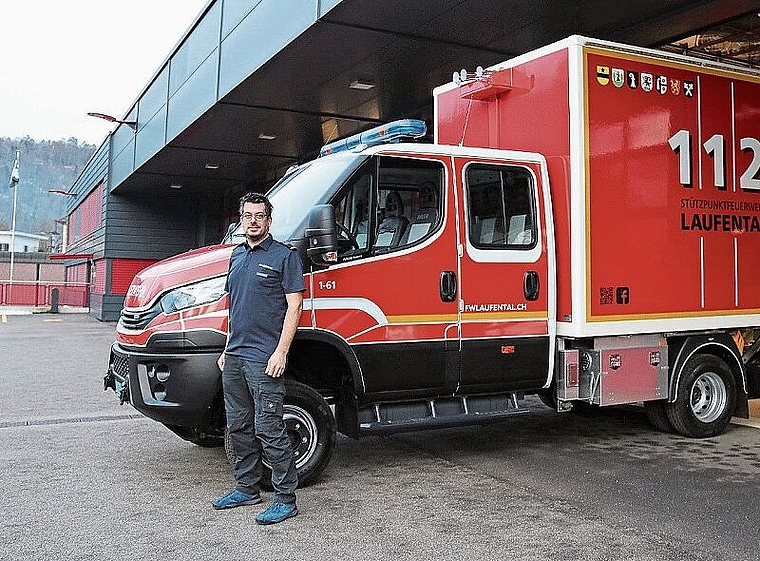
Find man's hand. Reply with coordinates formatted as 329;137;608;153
266;349;288;378
217;352;226;372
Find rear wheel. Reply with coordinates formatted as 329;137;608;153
536;387;557;410
569;400;599;416
666;355;736;438
643;400;672;433
225;380;336;488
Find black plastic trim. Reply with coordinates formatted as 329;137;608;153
145;329;226;350
293;329;365;398
109;342;223;428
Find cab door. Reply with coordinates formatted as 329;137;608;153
310;153;460;401
454;156;555;394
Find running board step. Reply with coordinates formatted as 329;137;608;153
357;394;529;435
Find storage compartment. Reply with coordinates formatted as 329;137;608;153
576;335;668;406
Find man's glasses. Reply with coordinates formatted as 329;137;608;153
240;212;269;222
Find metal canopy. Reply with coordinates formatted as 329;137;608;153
120;0;760;197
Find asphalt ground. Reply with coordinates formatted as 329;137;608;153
1;314;760;561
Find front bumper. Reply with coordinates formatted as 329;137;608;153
104;342;223;429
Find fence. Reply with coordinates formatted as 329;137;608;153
0;281;89;307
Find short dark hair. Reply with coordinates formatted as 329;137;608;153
239;192;273;217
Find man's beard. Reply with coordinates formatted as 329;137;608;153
246;227;267;244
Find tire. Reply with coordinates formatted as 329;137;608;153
569;400;599;416
666;354;736;438
746;361;760;399
537;389;557;410
643;400;673;433
163;424;223;447
224;380;336;488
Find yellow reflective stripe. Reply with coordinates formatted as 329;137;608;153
387;314;459;323
385;311;547;324
590;308;760;322
461;311;546;321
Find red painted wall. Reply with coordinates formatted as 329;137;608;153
110;259;157;295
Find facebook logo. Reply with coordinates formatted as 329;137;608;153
616;287;630;304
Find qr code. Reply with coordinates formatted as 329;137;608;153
600;287;614;305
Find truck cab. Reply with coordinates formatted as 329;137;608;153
301;142;554;408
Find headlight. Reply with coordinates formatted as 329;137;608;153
159;276;227;314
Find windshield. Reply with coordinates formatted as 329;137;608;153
224;153;366;244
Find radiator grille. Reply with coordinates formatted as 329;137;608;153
119;301;162;331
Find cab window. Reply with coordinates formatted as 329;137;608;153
465;165;536;249
331;156;445;262
333;167;373;257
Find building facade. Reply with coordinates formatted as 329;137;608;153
0;231;49;254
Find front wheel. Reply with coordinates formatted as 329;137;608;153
666;355;736;438
225;380;336;488
163;424;223;447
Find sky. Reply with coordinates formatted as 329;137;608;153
0;0;209;145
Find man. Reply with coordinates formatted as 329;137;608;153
213;192;305;525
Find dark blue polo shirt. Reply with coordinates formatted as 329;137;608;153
225;235;305;363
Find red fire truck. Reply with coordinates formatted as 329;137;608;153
105;36;760;486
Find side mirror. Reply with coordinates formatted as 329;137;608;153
222;222;242;244
305;204;338;266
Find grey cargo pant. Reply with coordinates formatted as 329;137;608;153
222;355;298;505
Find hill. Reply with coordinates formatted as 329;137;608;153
0;137;96;234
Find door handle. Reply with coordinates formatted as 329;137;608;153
524;271;540;301
440;271;457;302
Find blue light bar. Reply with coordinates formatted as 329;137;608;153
319;119;427;157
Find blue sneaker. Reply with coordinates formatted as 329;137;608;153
255;501;298;525
212;489;262;510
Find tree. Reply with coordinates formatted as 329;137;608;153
0;137;95;233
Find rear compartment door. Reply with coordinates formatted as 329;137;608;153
454;155;555;394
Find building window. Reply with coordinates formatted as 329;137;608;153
0;243;8;251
